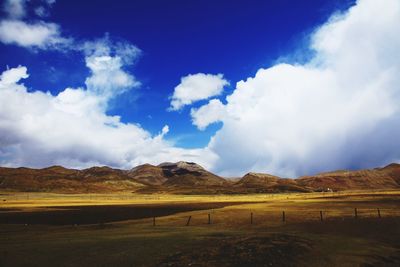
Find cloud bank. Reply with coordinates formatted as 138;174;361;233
193;0;400;177
0;40;216;170
0;68;215;170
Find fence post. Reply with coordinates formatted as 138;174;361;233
208;213;211;224
377;208;381;219
186;216;192;226
320;211;323;221
250;212;253;225
282;211;286;222
354;208;358;219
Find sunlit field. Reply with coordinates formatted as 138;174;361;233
1;190;400;266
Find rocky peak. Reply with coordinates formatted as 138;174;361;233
158;161;206;175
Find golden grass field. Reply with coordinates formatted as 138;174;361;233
1;190;400;266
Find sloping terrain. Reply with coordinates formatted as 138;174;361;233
126;164;166;186
136;161;231;194
0;166;144;193
0;162;400;193
235;172;312;193
0;161;229;193
297;163;400;191
160;162;228;187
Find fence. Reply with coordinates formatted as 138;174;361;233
150;207;399;227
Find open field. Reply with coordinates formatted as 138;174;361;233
1;190;400;266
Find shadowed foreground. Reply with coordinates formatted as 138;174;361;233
0;202;250;225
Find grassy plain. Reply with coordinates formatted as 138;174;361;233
0;190;399;266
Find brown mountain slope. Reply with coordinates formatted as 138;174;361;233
0;166;145;193
0;161;228;193
126;164;166;186
1;162;400;193
160;161;227;187
380;163;400;184
235;172;312;193
297;164;400;191
135;161;230;194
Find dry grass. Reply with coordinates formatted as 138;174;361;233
1;190;400;266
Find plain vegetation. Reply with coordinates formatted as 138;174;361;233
0;190;399;266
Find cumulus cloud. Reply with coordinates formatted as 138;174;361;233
194;0;400;177
191;99;226;130
169;73;229;111
0;0;71;50
80;36;142;103
0;64;216;169
0;20;70;49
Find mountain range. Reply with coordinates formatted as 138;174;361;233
1;161;399;194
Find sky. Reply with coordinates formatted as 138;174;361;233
0;0;400;178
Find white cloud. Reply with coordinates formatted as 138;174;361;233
0;65;217;170
0;20;70;49
191;99;226;130
85;55;139;99
3;0;27;19
34;6;48;17
161;125;169;136
3;0;56;19
82;35;141;63
0;65;29;84
195;0;400;177
82;37;141;102
0;0;71;50
169;73;229;111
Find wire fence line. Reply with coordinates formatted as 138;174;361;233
149;207;400;227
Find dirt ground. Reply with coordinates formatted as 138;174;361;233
0;190;399;266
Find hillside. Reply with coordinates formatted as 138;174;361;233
160;162;227;187
126;164;166;186
235;172;312;193
0;162;400;193
0;166;144;193
136;161;230;194
297;164;400;191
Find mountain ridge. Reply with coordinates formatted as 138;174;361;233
1;162;399;194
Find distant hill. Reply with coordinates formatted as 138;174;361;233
126;164;166;186
0;162;399;194
297;163;400;191
235;173;312;193
160;161;227;187
134;161;230;194
0;166;144;193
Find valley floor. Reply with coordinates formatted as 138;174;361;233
0;190;400;266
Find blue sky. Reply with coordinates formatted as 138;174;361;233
1;0;399;177
0;0;355;148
